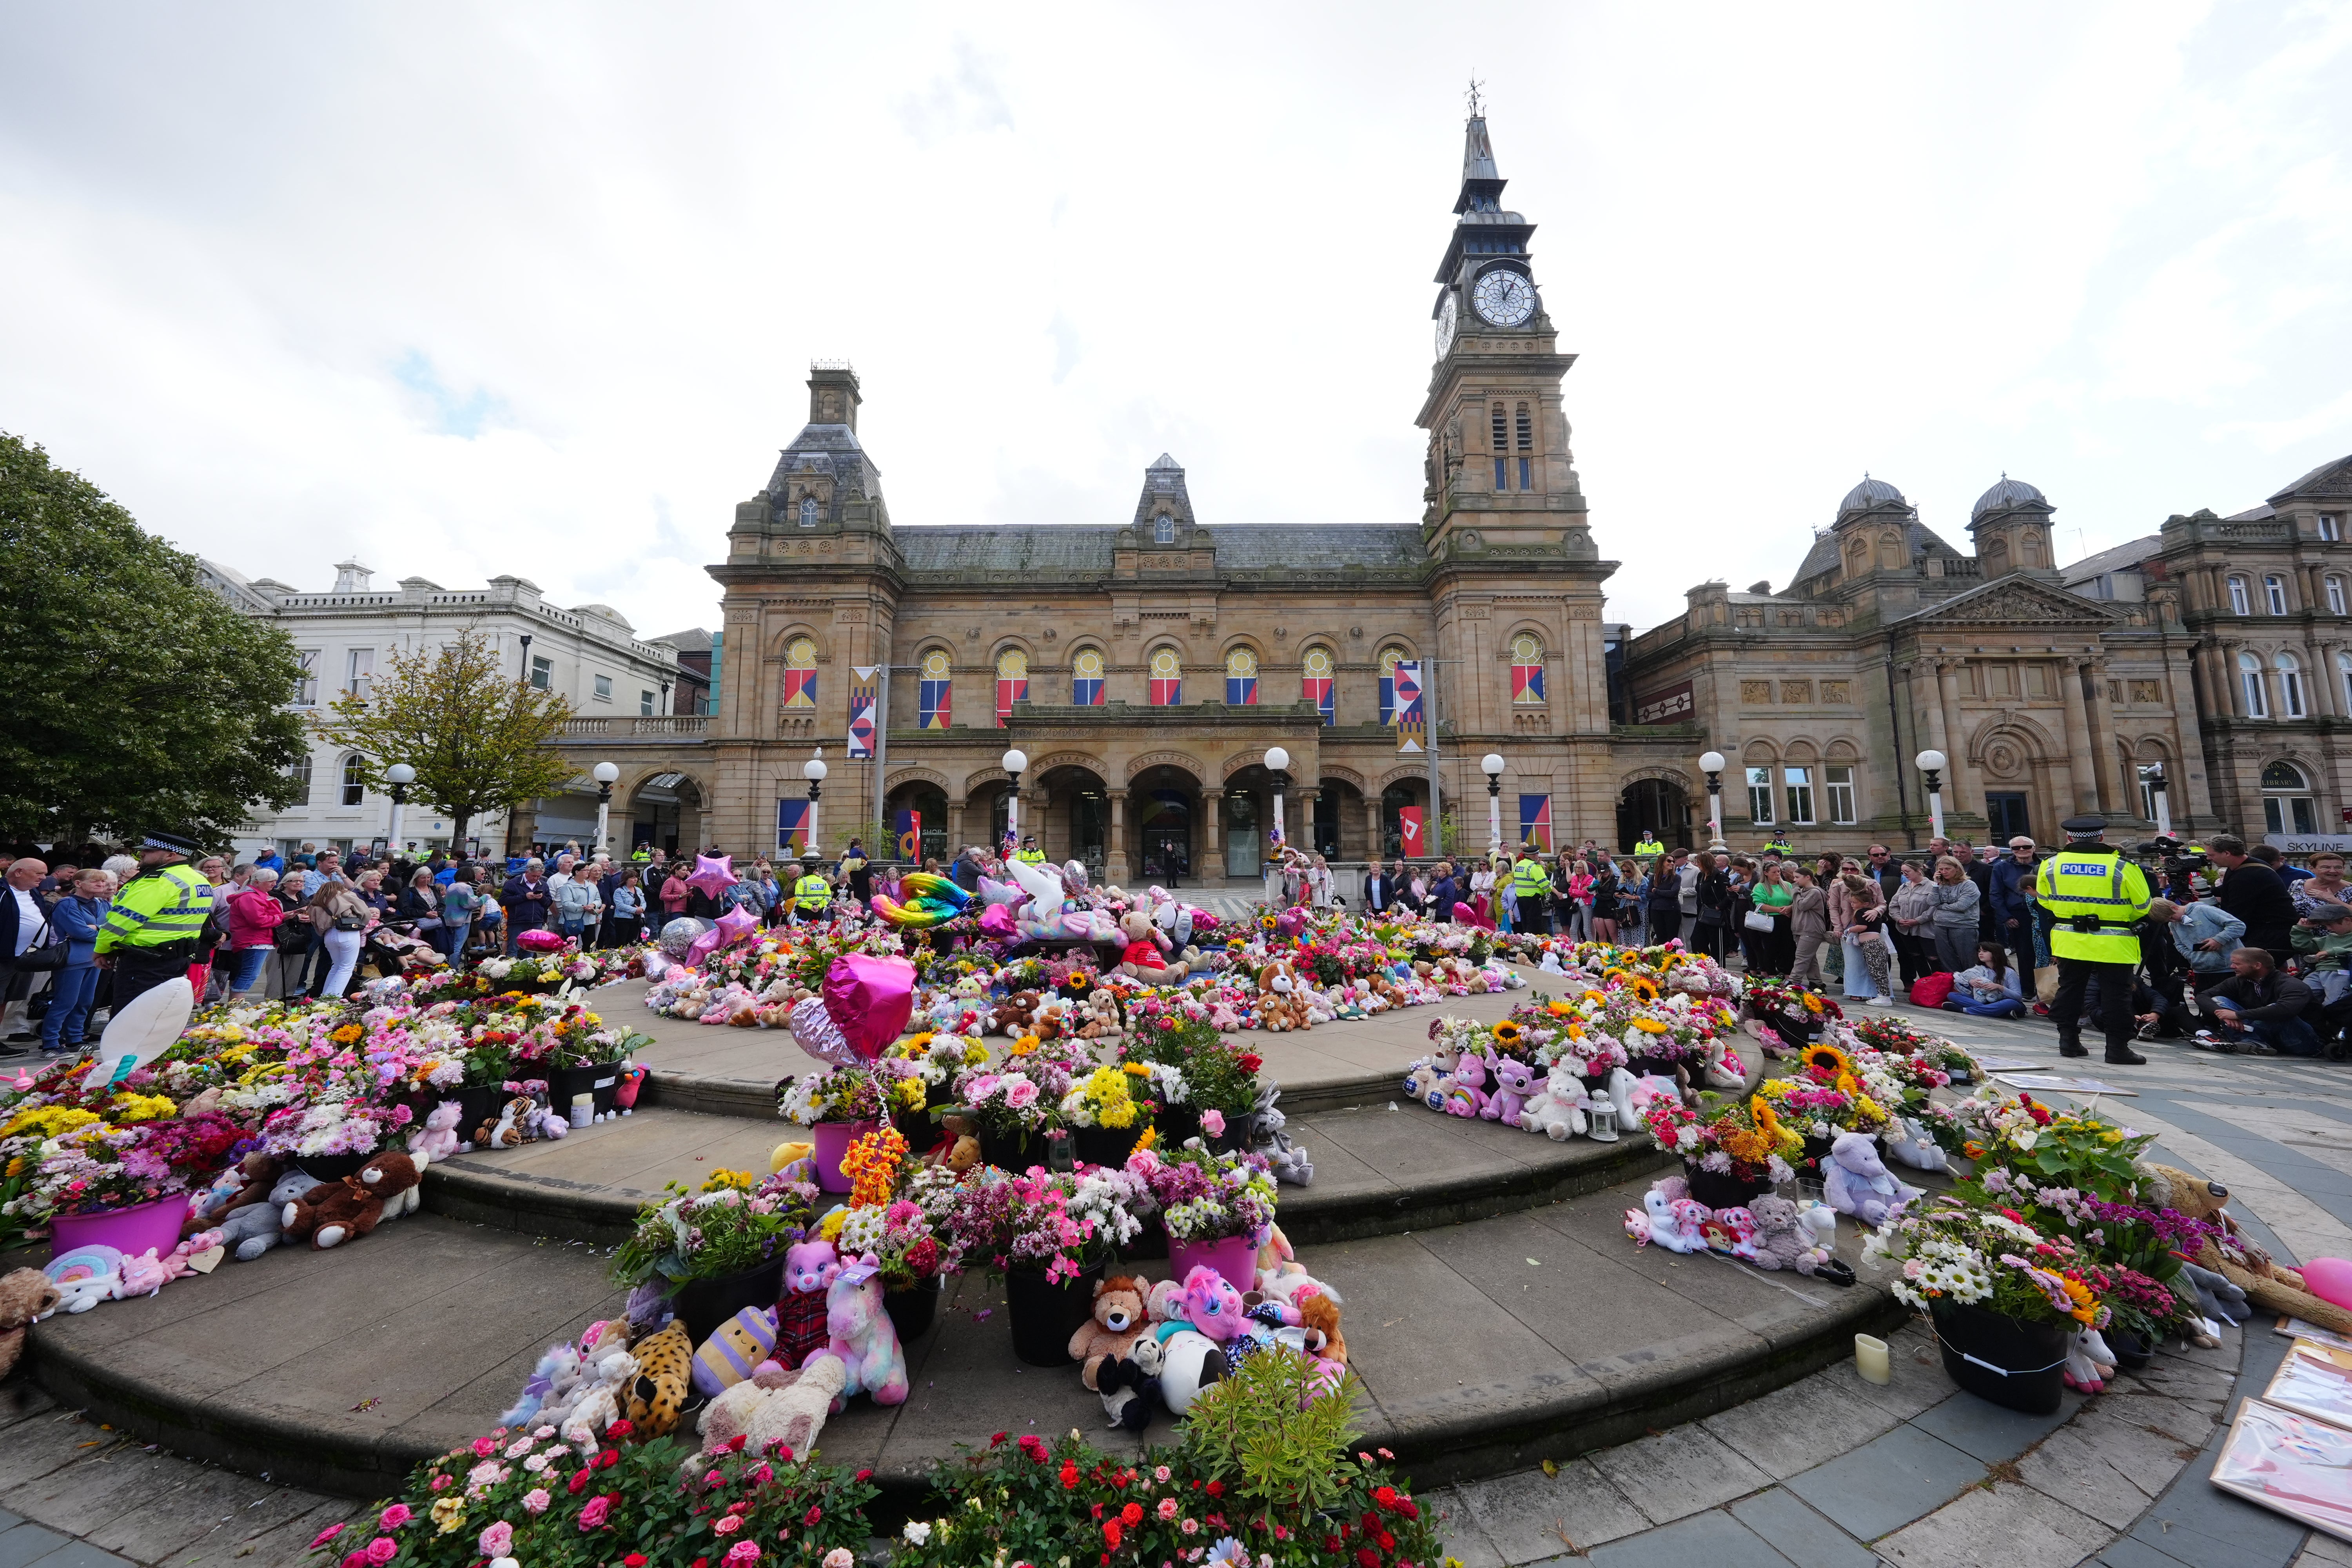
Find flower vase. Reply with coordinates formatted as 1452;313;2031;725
884;1276;944;1345
810;1119;882;1194
1071;1122;1145;1169
50;1195;190;1261
672;1253;790;1351
1682;1159;1773;1211
978;1124;1036;1173
1005;1262;1103;1367
1167;1231;1262;1294
1931;1300;2069;1415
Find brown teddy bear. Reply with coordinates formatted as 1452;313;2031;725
283;1151;421;1249
0;1269;61;1376
191;1151;280;1232
1069;1274;1151;1388
1296;1292;1346;1369
2138;1162;2352;1337
990;991;1040;1038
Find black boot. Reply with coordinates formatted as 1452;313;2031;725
2104;1045;2148;1066
2058;1037;2089;1058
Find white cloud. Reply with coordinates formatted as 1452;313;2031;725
0;2;2347;635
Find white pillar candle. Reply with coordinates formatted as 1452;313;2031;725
1855;1333;1891;1385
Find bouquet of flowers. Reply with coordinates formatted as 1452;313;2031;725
1125;1143;1276;1243
1755;1042;1895;1140
1862;1201;2112;1330
1058;1063;1156;1130
1944;1091;2152;1201
1639;1091;1801;1185
611;1174;815;1290
1739;977;1842;1049
776;1067;888;1127
938;1164;1149;1283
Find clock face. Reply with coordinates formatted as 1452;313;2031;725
1435;293;1458;358
1472;269;1536;327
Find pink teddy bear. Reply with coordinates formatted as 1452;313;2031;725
1441;1054;1490;1118
1483;1056;1539;1124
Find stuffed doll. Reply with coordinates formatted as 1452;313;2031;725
692;1305;782;1398
1092;1342;1163;1432
1402;1058;1447;1109
283;1151;422;1249
776;1239;840;1367
1623;1180;1708;1253
623;1320;695;1437
158;1228;226;1284
1440;1053;1490;1118
189;1151;278;1231
221;1169;322;1260
805;1252;908;1407
1698;1206;1762;1261
697;1354;847;1457
1484;1056;1541;1125
1070;1274;1151;1388
0;1270;59;1376
1517;1067;1587;1141
408;1101;464;1164
2137;1163;2352;1336
1247;1086;1313;1187
1823;1132;1919;1227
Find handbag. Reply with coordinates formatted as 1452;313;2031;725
12;915;69;973
1743;909;1778;934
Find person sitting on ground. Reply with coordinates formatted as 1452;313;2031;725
1941;941;2026;1018
2194;945;2318;1057
2290;903;2352;1048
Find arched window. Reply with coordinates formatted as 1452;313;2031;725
2263;760;2316;835
798;497;820;528
1301;645;1335;724
917;649;952;730
1510;632;1546;704
782;637;817;709
1224;647;1258;706
2229;576;2251;615
2240;651;2269;717
1071;647;1105;706
2266;574;2290;615
2277;652;2306;718
339;755;366;808
2330;576;2347;616
2338;650;2352;714
1378;647;1408;725
994;648;1028;726
286;752;314;804
1148;647;1182;706
1153;514;1175;544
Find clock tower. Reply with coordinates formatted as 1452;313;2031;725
1417;104;1593;563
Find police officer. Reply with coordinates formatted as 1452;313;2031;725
1014;836;1046;866
789;860;832;924
93;829;218;1013
1633;831;1665;862
1510;850;1555;936
2034;815;2151;1065
1761;833;1795;857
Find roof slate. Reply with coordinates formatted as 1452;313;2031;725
891;524;1429;578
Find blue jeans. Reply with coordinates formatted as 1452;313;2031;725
40;965;99;1047
229;946;271;995
437;921;470;960
1945;996;2026;1018
2224;1017;2322;1056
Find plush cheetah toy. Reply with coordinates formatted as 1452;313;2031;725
625;1321;694;1437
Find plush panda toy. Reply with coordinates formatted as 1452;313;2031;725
1151;1327;1227;1416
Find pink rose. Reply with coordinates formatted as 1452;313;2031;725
377;1506;411;1531
365;1539;398;1566
523;1488;551;1515
477;1521;514;1559
309;1525;346;1550
723;1544;760;1567
472;1437;499;1458
341;1551;368;1568
712;1517;742;1536
1005;1077;1038;1109
579;1495;613;1531
1200;1109;1225;1136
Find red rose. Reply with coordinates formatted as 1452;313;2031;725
990;1431;1009;1448
1120;1502;1143;1527
1374;1485;1399;1509
1398;1499;1419;1521
1062;1461;1082;1490
855;1468;873;1482
1357;1550;1379;1568
568;1470;592;1494
625;1557;648;1566
1239;1054;1263;1074
1205;1480;1224;1498
803;1506;822;1528
1102;1521;1122;1549
608;1420;635;1438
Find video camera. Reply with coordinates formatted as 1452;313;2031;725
2127;835;2206;886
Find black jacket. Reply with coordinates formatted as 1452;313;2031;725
1364;874;1395;913
2203;968;2310;1023
2216;862;2298;952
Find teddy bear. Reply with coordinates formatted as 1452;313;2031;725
1881;1115;1948;1174
1746;1194;1855;1285
775;1238;840;1367
283;1151;422;1249
1517;1066;1587;1141
1070;1273;1151;1387
407;1101;463;1164
1823;1131;1919;1226
1440;1053;1490;1118
0;1269;59;1376
697;1352;848;1457
1296;1292;1345;1373
804;1252;908;1408
1401;1057;1448;1109
220;1168;322;1260
189;1151;280;1231
1623;1179;1708;1253
624;1319;695;1436
1483;1056;1541;1125
2137;1163;2352;1337
1115;909;1181;984
990;990;1040;1037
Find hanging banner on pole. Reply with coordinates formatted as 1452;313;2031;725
894;809;922;861
775;800;811;853
1397;806;1426;856
1393;661;1425;753
847;666;879;760
1519;794;1553;852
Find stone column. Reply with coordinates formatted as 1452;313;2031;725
2323;643;2347;718
2060;659;2100;815
1296;786;1320;855
2085;660;2123;814
946;798;965;854
2223;641;2248;718
2306;642;2332;718
1105;790;1129;885
1200;789;1226;881
1365;798;1385;864
1935;661;1973;820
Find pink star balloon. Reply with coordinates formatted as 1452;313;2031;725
685;854;734;901
712;904;761;951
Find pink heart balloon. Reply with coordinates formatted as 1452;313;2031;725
2303;1256;2352;1312
713;904;760;951
1275;908;1307;940
978;902;1018;939
686;854;734;901
820;953;917;1064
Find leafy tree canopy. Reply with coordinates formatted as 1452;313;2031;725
0;432;307;848
315;630;576;848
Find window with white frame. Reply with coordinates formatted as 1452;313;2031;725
640;689;655;716
2262;760;2316;835
1745;766;1774;824
2266;575;2290;615
339;755;366;807
2138;763;2162;823
593;674;612;703
295;650;320;705
2240;651;2269;717
1824;765;1857;824
2229;577;2250;616
2322;514;2341;541
1784;766;1816;825
345;648;374;697
1154;515;1175;544
2330;577;2347;616
530;655;552;691
2278;652;2307;718
285;752;314;803
798;497;819;528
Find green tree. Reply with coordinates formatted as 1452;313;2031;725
0;432;307;846
315;630;575;849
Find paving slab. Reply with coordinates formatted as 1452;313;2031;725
2013;1397;2216;1532
1454;1457;1653;1561
1725;1487;1879;1568
1782;1421;1984;1542
1699;1366;1904;1481
0;1526;74;1568
1873;1479;2114;1568
1581;1506;1797;1568
1583;1423;1772;1527
1906;1378;2086;1462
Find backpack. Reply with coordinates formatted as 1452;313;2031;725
1909;972;1955;1009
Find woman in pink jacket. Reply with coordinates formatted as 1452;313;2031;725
225;867;287;997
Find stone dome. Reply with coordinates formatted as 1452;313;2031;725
1971;475;2048;519
1838;476;1907;514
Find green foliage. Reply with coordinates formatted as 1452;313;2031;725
0;432;307;844
315;629;575;846
1181;1350;1361;1516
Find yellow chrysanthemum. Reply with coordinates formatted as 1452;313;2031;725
818;1207;849;1241
1009;1033;1041;1057
699;1167;757;1193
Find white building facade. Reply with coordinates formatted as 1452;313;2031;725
200;558;699;860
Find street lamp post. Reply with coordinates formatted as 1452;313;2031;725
1916;750;1947;842
592;761;619;855
1000;749;1027;849
1698;750;1725;848
385;763;415;857
803;750;828;859
517;633;533;685
2147;762;2171;838
1481;753;1505;854
1264;746;1292;849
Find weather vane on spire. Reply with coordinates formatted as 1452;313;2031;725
1465;76;1485;118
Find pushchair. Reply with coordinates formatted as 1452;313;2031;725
356;922;445;985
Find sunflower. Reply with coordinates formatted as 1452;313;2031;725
1629;976;1661;1001
1491;1021;1524;1047
1630;1017;1669;1034
1749;1096;1783;1142
1801;1043;1852;1080
1009;1033;1041;1056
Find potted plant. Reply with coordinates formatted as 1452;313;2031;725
1755;1041;1896;1172
953;1060;1060;1172
836;1138;963;1346
611;1171;813;1348
5;1103;244;1258
552;1017;648;1121
1058;1063;1157;1167
1128;1142;1278;1290
1127;1020;1258;1154
1739;978;1842;1052
1639;1090;1800;1209
940;1163;1149;1366
776;1066;888;1193
1864;1201;2113;1414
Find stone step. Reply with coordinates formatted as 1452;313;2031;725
30;1174;1899;1505
422;1100;1672;1247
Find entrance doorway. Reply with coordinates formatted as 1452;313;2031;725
1226;792;1261;878
1616;778;1691;853
1135;780;1193;884
1985;792;2030;844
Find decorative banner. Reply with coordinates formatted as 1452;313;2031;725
1072;647;1105;706
894;809;921;860
1393;660;1425;753
918;650;952;730
1633;681;1694;726
775;799;810;853
846;666;879;759
1519;793;1553;853
1225;648;1258;707
782;636;817;710
1302;646;1334;725
1397;806;1426;855
1509;633;1545;705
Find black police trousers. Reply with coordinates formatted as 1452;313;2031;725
2051;955;2137;1056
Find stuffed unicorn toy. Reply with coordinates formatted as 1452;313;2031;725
804;1252;908;1409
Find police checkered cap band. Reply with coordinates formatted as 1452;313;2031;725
141;831;202;855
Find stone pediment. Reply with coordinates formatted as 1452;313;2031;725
2271;454;2352;503
1900;575;2118;628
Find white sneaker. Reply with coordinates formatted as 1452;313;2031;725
1867;996;1895;1008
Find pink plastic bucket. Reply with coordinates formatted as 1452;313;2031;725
51;1195;189;1261
1167;1230;1262;1295
811;1119;882;1194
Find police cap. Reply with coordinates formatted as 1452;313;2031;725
140;829;205;856
2060;815;2108;838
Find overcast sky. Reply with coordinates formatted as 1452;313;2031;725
4;3;2349;640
